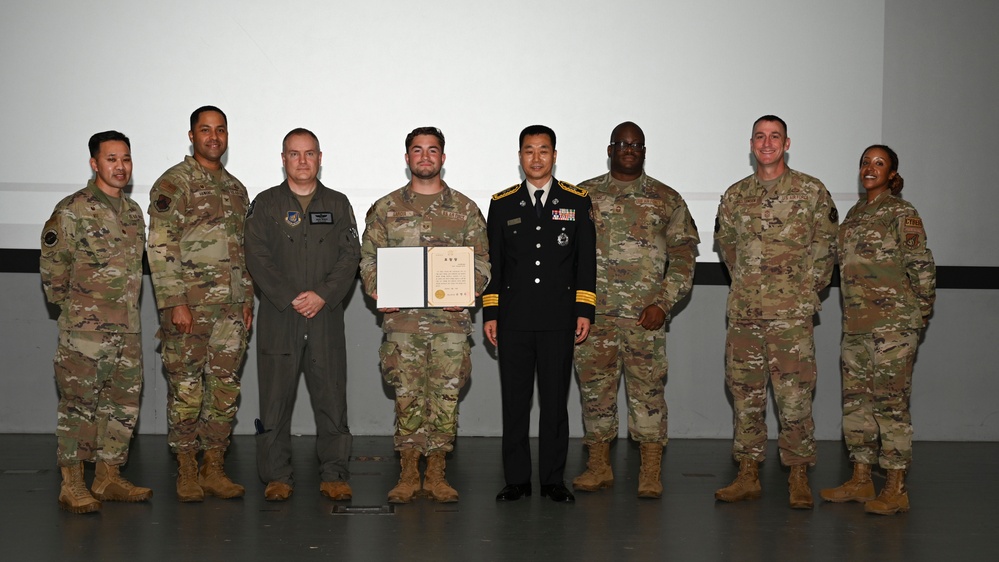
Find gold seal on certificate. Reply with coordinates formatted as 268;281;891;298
376;246;475;308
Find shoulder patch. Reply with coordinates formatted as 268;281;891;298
150;182;180;214
558;181;588;197
492;184;521;200
829;207;839;223
904;216;923;230
43;229;59;247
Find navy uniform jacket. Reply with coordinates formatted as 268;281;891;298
483;179;596;331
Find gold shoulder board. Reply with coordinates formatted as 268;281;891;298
558;181;588;197
492;184;521;200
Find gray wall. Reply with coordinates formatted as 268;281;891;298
5;272;998;441
2;0;997;441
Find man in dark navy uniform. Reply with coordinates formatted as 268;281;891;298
483;124;596;503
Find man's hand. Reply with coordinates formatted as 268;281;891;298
292;291;326;319
484;319;498;346
171;304;194;334
637;304;667;331
243;303;254;330
574;317;591;344
370;291;399;314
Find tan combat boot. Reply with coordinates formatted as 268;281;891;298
788;464;814;509
59;463;101;514
637;443;664;499
176;450;204;502
865;468;909;515
387;449;421;504
199;448;245;499
715;459;761;502
572;442;613;492
820;462;875;503
423;451;459;503
92;460;152;502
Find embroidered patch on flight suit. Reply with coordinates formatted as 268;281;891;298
286;211;302;226
309;212;333;224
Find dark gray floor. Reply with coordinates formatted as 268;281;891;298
1;435;995;561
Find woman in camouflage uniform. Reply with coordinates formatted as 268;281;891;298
821;145;935;515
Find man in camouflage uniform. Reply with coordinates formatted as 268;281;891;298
41;131;152;513
245;128;360;502
572;122;699;499
820;144;935;515
714;115;838;509
148;106;254;502
359;127;490;504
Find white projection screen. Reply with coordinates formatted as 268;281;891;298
2;0;892;263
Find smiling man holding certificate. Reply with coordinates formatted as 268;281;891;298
359;127;490;504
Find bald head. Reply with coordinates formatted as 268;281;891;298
608;121;646;181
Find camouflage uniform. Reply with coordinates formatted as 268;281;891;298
838;190;935;470
715;169;838;466
359;183;490;453
147;156;253;453
573;172;699;445
40;180;145;466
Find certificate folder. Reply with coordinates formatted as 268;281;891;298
376;246;475;308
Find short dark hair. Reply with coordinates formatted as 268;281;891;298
519;125;556;150
190;105;227;131
88;130;130;158
283;128;321;152
753;114;788;136
861;144;905;196
405;127;445;151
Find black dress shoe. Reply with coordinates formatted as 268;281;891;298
540;482;576;503
496;483;532;501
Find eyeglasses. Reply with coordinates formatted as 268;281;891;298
610;141;645;152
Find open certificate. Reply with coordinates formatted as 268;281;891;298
376;246;475;308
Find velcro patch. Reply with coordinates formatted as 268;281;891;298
310;212;333;224
829;207;839;223
904;217;923;231
43;229;58;247
154;194;173;213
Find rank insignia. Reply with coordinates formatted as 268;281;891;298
557;232;569;246
286;211;302;226
349;227;358;239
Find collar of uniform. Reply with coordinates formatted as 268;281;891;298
183;154;231;185
85;178;122;212
604;171;646;194
400;180;453;207
856;189;893;215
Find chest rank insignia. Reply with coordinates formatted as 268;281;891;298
552;209;576;221
286;211;302;227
